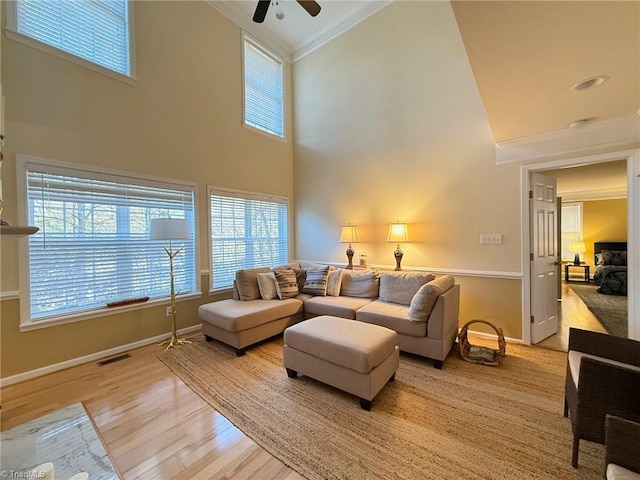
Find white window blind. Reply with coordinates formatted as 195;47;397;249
243;37;284;138
561;203;583;261
209;188;288;290
15;0;131;76
24;163;196;321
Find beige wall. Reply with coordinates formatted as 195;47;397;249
292;2;523;338
581;198;628;270
0;2;294;378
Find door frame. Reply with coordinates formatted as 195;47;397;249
521;148;640;344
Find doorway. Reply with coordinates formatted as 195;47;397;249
521;149;640;347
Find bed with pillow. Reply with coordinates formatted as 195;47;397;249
594;242;627;296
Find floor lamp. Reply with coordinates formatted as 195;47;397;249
150;218;192;351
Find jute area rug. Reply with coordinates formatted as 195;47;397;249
160;337;604;480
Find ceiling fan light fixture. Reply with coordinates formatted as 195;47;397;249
570;75;609;92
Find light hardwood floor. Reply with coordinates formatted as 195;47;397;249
1;284;603;478
0;334;304;480
537;282;607;352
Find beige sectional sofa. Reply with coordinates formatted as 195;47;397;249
198;262;460;368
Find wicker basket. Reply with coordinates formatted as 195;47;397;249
457;320;506;366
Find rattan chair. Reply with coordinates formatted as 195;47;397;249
564;328;640;468
605;415;640;478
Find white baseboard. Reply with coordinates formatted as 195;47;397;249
465;328;524;344
0;324;202;388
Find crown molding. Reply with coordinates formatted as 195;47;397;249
206;1;293;62
560;187;627;202
495;113;640;164
292;0;393;62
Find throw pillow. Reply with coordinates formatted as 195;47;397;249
408;275;455;322
601;250;627;266
340;270;380;298
379;271;436;306
257;272;280;300
236;267;272;301
302;266;331;296
326;269;344;296
274;269;300;299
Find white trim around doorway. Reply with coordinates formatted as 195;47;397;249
520;149;640;344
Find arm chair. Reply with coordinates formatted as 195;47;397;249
605;415;640;479
564;328;640;468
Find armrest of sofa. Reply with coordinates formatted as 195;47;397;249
568;327;640;367
426;284;460;340
606;415;640;474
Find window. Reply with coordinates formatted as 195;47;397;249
243;36;285;138
561;203;583;261
20;157;197;323
209;187;289;290
10;0;132;77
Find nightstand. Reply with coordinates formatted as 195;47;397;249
565;263;590;283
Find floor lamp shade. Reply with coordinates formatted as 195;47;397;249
150;218;190;240
339;225;359;269
387;222;409;271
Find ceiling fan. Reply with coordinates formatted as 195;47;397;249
252;0;321;23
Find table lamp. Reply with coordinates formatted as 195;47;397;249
568;241;586;265
387;222;409;271
150;218;192;350
339;224;360;269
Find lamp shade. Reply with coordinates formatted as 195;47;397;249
339;225;359;243
568;241;586;253
386;223;409;243
149;218;190;240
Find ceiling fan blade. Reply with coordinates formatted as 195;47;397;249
253;0;270;23
297;0;321;17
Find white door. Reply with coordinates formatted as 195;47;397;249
530;172;559;343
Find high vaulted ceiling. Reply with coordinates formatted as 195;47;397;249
209;1;640;144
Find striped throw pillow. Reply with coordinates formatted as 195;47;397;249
274;269;300;299
301;266;330;296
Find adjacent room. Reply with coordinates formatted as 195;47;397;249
1;1;639;479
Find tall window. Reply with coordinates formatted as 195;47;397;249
243;36;285;138
561;203;583;261
20;158;197;322
11;0;132;77
209;187;289;290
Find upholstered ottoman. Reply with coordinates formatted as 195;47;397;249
283;315;399;410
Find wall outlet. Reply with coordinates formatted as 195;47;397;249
480;233;503;245
166;306;172;317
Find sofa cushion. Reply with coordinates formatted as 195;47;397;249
568;350;640;388
326;269;344;296
283;315;397;374
199;298;303;332
356;300;427;337
236;267;272;301
340;270;379;298
257;272;280;300
302;266;330;296
408;275;455;322
304;295;375;319
274;269;300;299
379;271;435;306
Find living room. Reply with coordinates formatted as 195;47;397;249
1;1;639;478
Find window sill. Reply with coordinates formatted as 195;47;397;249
242;123;287;143
19;292;202;332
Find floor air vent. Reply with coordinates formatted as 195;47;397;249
97;353;131;366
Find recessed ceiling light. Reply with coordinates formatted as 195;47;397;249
570;75;609;91
569;117;596;129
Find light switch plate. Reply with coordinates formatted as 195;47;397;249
480;233;503;245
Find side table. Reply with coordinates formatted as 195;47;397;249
564;263;590;283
